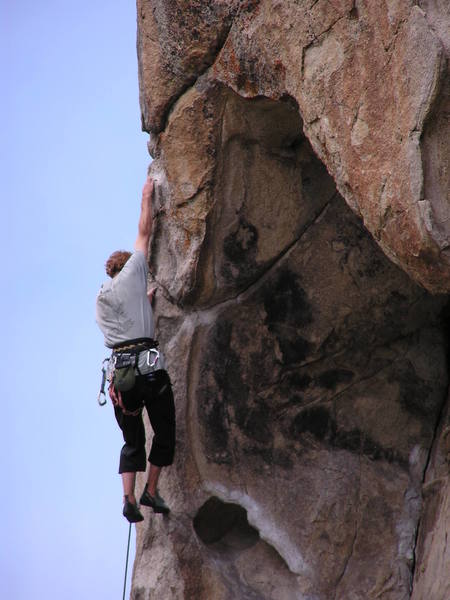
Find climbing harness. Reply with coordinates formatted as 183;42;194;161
112;338;160;392
122;523;132;600
97;338;160;407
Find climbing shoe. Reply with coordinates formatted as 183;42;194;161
140;485;170;514
123;496;144;523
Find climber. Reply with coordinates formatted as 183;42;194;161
95;176;176;523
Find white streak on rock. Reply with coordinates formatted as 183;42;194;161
204;480;309;577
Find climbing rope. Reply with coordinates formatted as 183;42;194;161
122;523;132;600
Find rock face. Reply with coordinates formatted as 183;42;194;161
132;1;450;599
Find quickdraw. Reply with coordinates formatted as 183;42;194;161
97;358;110;406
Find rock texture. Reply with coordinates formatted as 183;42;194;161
132;1;450;599
411;394;450;600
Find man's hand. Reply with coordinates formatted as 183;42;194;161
147;286;157;305
135;176;154;254
109;383;123;409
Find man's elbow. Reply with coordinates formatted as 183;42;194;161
135;232;150;254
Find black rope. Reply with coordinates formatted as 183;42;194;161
122;523;132;600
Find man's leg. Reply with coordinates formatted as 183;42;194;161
113;384;147;521
121;471;144;523
141;465;169;514
114;406;147;475
122;471;138;504
140;371;175;513
146;464;162;497
145;371;176;469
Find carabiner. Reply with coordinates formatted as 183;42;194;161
97;390;107;406
97;358;109;407
146;349;160;368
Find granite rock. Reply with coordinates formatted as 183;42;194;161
131;2;450;598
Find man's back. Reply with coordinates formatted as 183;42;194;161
96;250;154;348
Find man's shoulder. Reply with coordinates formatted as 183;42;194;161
131;250;147;264
121;250;147;277
110;251;148;293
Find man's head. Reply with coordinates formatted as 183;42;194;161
105;250;132;278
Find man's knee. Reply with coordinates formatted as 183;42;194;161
119;444;146;473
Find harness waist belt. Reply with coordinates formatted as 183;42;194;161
112;338;158;355
112;338;161;375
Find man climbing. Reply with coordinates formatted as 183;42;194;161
96;176;176;523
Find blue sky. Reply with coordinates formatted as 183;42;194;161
2;1;151;597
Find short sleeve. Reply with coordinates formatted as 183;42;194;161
115;250;148;284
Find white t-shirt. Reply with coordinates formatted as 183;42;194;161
96;250;155;348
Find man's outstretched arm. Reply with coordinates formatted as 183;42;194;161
135;177;154;254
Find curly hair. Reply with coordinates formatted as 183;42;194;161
105;250;132;278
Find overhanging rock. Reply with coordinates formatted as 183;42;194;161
132;2;450;599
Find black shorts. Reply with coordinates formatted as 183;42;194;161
114;369;176;473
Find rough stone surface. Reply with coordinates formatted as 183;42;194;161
411;387;450;600
138;0;450;294
132;1;450;599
